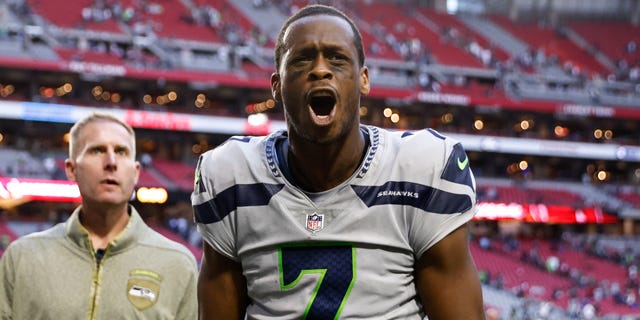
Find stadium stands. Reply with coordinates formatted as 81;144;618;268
618;191;640;209
137;167;169;188
54;47;125;65
473;235;640;316
470;240;575;304
26;0;124;33
569;21;640;73
359;1;484;67
0;221;18;243
418;7;511;64
150;158;196;192
120;0;223;43
489;15;611;76
149;222;202;259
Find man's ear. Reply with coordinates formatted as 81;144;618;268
270;73;282;101
133;161;140;185
359;66;370;96
64;159;77;182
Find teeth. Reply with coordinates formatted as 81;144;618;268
317;115;329;120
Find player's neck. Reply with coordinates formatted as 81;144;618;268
288;129;366;192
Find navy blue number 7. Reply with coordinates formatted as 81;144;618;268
278;243;356;320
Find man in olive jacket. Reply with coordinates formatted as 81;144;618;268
0;112;197;319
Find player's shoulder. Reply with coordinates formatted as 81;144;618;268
205;134;268;159
388;127;454;143
394;128;473;186
197;133;273;170
381;127;461;155
194;132;285;189
375;127;471;179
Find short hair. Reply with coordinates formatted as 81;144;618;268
68;112;135;158
274;4;365;71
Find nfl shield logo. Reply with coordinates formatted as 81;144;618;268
306;213;324;233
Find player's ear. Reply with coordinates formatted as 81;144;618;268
271;73;282;101
359;66;370;96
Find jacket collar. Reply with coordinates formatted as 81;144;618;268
65;205;146;255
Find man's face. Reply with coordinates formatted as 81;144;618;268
272;14;370;144
65;120;140;207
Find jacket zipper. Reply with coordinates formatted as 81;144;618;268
88;246;107;320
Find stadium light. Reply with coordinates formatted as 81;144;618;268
0;84;14;97
359;106;368;116
473;119;484;130
136;187;168;204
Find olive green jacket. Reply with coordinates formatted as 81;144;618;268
0;206;198;320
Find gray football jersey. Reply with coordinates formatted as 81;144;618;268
192;125;477;319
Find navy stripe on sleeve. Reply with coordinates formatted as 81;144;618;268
351;181;472;214
194;183;284;224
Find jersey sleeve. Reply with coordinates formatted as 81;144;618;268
191;145;240;261
409;132;478;258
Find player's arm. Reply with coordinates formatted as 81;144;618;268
198;241;249;320
415;224;485;320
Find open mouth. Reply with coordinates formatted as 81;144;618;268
308;92;336;120
102;179;119;185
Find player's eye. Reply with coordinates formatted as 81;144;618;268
327;53;346;61
291;56;311;65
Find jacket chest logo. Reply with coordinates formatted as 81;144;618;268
127;269;162;310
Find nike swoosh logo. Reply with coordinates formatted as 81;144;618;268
457;156;469;170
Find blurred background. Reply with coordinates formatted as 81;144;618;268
0;0;639;318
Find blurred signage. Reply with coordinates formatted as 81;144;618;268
3;101;640;162
475;202;617;224
559;104;615;118
416;91;471;105
0;178;172;204
0;178;81;202
449;133;640;162
68;61;127;77
123;110;192;131
22;102;74;123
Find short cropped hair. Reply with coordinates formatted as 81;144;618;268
274;4;365;71
68;112;135;158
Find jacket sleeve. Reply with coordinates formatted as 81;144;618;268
174;257;198;320
0;244;17;319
